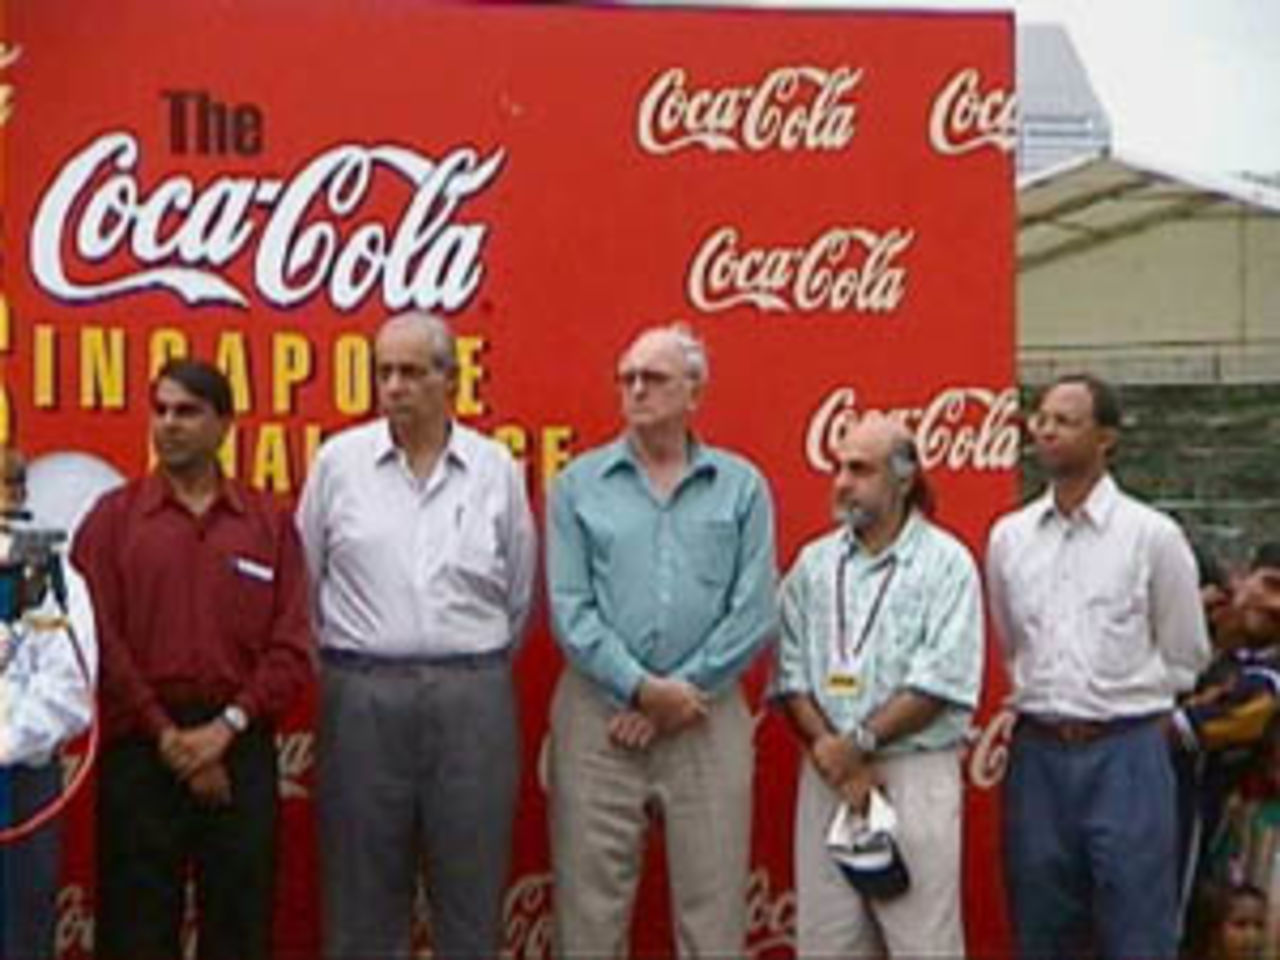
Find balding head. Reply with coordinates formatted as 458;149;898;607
376;311;457;376
831;414;930;547
616;323;707;436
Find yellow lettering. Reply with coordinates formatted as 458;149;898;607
34;325;57;409
79;327;126;409
149;328;189;379
272;333;312;415
0;294;9;352
218;425;238;478
0;385;10;445
333;335;371;416
493;425;528;465
455;336;487;417
542;425;575;486
250;423;290;493
214;332;251;413
303;424;323;476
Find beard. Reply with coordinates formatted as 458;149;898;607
834;502;875;533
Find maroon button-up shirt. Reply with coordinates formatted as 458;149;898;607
71;473;314;743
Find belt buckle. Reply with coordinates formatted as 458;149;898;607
1057;721;1096;744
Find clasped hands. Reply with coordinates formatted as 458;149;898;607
159;721;235;808
810;731;878;815
608;676;708;751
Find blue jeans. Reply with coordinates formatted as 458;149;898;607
0;763;62;960
1004;717;1179;960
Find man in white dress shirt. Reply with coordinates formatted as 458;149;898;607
297;313;537;960
0;446;95;960
987;373;1210;959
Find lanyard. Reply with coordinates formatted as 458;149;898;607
834;553;899;663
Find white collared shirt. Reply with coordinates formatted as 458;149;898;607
986;473;1210;721
0;565;97;767
296;419;537;658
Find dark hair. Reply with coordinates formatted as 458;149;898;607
1185;882;1267;958
1193;542;1229;591
154;359;233;417
1252;542;1280;573
889;435;935;517
1040;372;1122;429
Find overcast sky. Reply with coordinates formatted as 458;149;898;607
636;0;1280;177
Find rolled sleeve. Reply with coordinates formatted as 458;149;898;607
903;549;985;711
770;555;815;701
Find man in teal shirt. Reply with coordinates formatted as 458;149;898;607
774;415;983;957
547;323;777;958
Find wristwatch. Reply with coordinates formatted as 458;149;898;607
847;721;878;755
220;704;250;735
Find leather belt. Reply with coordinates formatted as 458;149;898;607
1017;713;1162;746
320;646;509;671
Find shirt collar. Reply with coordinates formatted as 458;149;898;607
374;418;469;472
841;509;926;567
139;470;245;517
1035;473;1118;530
598;433;717;480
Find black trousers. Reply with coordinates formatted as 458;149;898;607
95;725;278;960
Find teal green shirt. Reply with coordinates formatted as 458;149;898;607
773;512;984;753
548;437;778;704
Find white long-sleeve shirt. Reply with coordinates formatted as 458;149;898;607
297;419;537;658
986;474;1210;721
0;564;97;767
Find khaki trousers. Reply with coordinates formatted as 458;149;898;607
796;748;965;959
550;668;753;959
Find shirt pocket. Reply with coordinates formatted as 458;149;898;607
688;518;739;588
1087;573;1152;680
220;553;277;650
447;510;508;603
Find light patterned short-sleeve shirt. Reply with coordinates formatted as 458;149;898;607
773;512;984;754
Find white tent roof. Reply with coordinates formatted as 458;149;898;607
1019;148;1280;272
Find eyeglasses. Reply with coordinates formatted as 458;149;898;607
616;368;678;390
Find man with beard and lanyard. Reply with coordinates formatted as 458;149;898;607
773;414;984;957
987;373;1210;959
298;311;536;960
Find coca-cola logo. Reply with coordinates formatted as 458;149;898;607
806;385;1021;473
637;65;861;155
54;885;93;959
497;868;793;960
0;43;20;128
965;706;1016;790
30;132;505;313
275;729;314;800
687;225;913;316
928;67;1016;157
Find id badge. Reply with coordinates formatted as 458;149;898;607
825;672;861;696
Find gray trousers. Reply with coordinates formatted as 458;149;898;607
549;669;753;960
318;654;519;960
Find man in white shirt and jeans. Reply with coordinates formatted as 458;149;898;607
297;313;536;960
987;373;1210;959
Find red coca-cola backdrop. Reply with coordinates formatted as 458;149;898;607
0;2;1017;956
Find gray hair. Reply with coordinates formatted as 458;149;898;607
378;311;458;375
628;322;709;385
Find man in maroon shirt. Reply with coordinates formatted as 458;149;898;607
72;359;312;960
